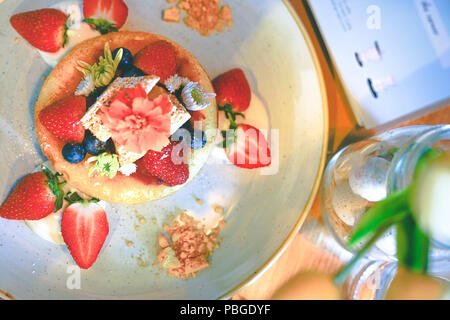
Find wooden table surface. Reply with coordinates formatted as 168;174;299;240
231;0;450;300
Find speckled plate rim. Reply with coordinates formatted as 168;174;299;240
218;0;330;300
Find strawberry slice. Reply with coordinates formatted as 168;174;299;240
213;68;251;112
134;40;177;82
39;95;86;143
83;0;129;34
223;124;271;169
0;167;64;220
10;8;69;53
61;196;109;269
140;141;189;186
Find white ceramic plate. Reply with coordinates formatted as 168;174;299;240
0;0;327;299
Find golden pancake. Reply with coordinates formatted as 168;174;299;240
35;31;217;204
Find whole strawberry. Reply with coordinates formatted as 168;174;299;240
140;142;189;186
134;40;177;82
10;8;68;53
83;0;129;34
0;167;64;220
224;124;271;169
39;95;86;143
213;68;251;112
61;194;109;269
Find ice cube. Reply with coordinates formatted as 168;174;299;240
333;151;365;183
332;182;369;226
333;141;379;183
349;157;390;202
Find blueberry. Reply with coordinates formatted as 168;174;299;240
122;65;147;77
86;86;107;109
112;47;133;70
171;125;206;150
171;128;187;142
83;130;114;156
171;120;193;141
62;143;86;163
190;130;207;150
89;86;107;98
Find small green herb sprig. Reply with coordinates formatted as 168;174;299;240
87;152;120;179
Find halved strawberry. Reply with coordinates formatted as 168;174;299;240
134;40;177;82
10;8;68;53
61;196;109;269
140;141;189;186
39;95;86;143
83;0;128;34
213;68;251;112
223;124;271;169
0;167;64;220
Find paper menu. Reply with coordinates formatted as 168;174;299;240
307;0;450;128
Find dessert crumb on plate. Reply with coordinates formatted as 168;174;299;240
163;0;233;36
163;6;180;22
157;211;225;279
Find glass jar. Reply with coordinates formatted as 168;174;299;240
320;125;450;267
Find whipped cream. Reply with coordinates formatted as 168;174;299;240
25;163;105;245
39;1;101;67
26;195;108;245
25;208;65;244
119;163;137;176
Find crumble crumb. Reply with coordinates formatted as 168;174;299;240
213;204;223;214
163;6;180;22
162;0;233;36
194;196;203;206
157;212;224;279
219;220;226;229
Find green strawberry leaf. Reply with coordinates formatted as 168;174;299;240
63;16;70;48
65;192;100;205
217;103;246;149
83;18;118;35
41;165;64;212
219;104;245;129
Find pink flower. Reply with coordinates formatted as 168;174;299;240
101;84;172;154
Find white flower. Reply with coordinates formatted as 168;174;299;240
164;74;190;93
75;73;95;96
411;154;450;247
118;163;137;176
181;82;216;111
